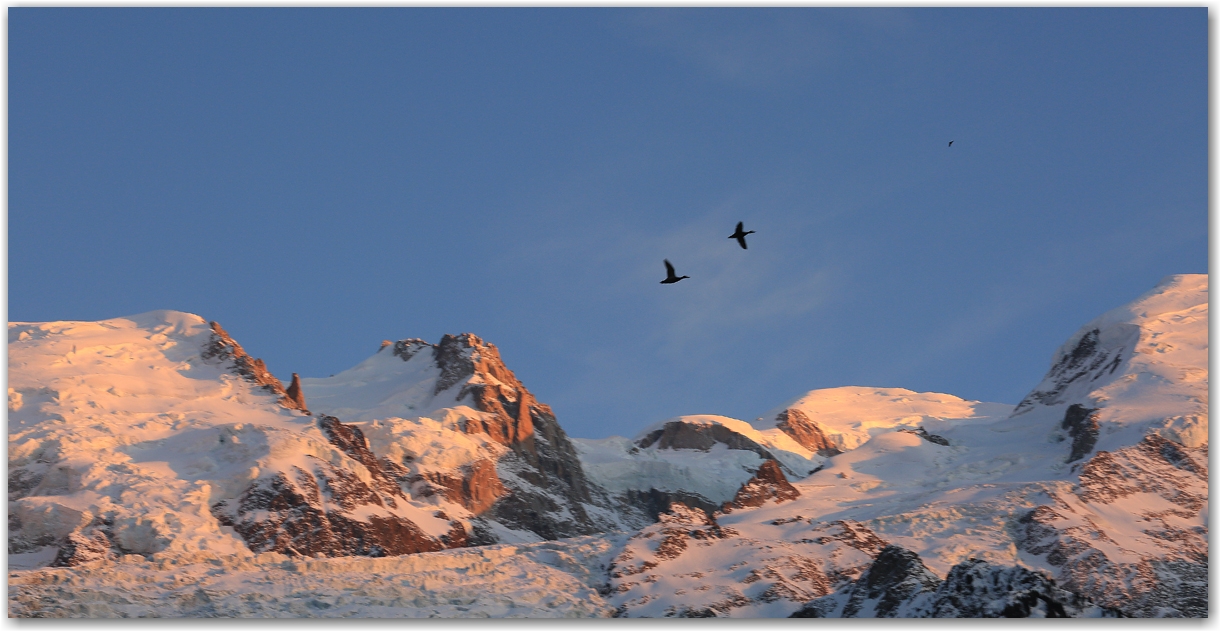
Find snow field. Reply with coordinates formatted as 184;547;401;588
8;535;628;618
755;387;1013;451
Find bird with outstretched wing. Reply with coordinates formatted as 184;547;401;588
660;259;689;284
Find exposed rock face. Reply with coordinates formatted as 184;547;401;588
460;459;506;514
404;465;505;516
201;321;307;413
636;421;776;462
1061;404;1099;463
52;530;113;567
435;334;537;446
1016;433;1208;617
825;545;941;617
895;426;950;446
213;465;445;557
393;333;615;541
284;373;308;413
774;409;842;456
792;552;1119;618
804;519;889;559
608;503;741;617
212;415;466;558
199;328;472;559
621;488;720;522
723;460;799;512
926;559;1109;618
608;510;889;618
1012;326;1135;414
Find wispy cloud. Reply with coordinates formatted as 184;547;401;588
638;217;837;358
613;9;838;89
611;9;920;90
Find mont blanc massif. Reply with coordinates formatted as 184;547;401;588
7;274;1207;618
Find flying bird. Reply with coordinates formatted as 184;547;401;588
948;140;954;147
660;259;689;284
729;222;755;249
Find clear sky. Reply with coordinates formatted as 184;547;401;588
9;8;1206;439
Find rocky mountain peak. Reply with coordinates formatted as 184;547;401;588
348;332;616;542
1012;326;1132;414
201;321;307;413
774;409;842;456
722;459;799;512
391;338;431;361
636;420;777;462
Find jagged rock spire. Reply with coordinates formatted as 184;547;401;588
285;372;307;413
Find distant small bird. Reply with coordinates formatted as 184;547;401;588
660;259;689;284
948;140;954;147
729;221;755;249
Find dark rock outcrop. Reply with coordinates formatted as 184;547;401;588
722;460;799;512
636;421;777;462
774;409;842;456
1013;326;1135;414
839;545;941;617
793;552;1121;618
212;415;468;558
391;338;431;362
622;488;720;522
212;461;448;558
1015;433;1208;617
896;426;950;446
926;559;1109;617
51;530;112;567
1061;404;1099;463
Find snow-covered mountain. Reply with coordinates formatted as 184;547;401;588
573;390;1010;515
597;274;1207;618
297;333;646;543
8;314;464;566
8;317;644;569
7;274;1207;618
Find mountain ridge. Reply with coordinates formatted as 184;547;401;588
7;274;1207;617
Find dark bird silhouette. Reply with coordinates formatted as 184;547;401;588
948;140;954;147
729;221;755;249
660;259;689;284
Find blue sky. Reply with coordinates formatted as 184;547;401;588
9;8;1206;439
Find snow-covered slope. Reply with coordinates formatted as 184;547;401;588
756;387;1013;452
8;312;462;568
574;414;825;511
602;274;1207;618
1011;273;1208;451
9;535;625;618
574;390;1009;518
